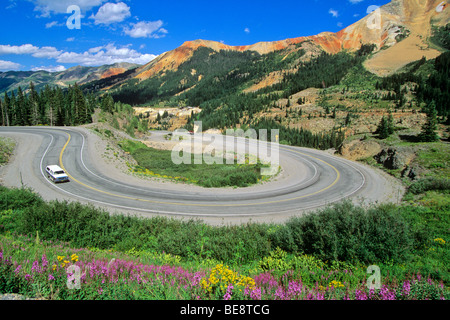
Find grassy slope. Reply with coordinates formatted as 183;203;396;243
119;139;269;188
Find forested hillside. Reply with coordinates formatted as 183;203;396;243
0;83;95;127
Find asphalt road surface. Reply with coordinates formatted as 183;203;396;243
0;127;402;223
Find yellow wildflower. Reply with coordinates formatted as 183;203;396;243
201;264;255;294
328;280;345;289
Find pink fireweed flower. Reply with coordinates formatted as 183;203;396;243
274;287;286;300
31;260;41;273
380;285;396;300
250;287;262;300
254;272;278;289
315;292;325;300
223;285;233;301
41;254;48;269
355;289;368;300
287;281;303;298
14;265;22;274
368;288;376;300
402;281;411;297
48;274;55;281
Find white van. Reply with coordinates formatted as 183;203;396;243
46;165;70;183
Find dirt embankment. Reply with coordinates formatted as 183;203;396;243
364;0;449;76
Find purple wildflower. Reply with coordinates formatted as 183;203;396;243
14;265;22;274
41;254;48;270
223;285;233;300
380;285;396;300
250;287;262;300
402;281;411;297
31;260;40;273
274;287;286;300
287;281;303;299
355;289;368;300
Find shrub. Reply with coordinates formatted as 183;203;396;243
270;201;414;264
259;247;290;273
408;178;450;195
0;186;43;211
3;187;271;265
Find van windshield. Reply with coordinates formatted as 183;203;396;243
55;171;65;175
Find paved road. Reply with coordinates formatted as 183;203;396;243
0;127;401;222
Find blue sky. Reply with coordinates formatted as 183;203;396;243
0;0;390;72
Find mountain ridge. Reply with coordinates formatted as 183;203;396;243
132;0;449;82
0;62;140;94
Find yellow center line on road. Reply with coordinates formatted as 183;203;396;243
58;131;341;208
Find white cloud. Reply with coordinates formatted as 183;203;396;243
56;43;157;66
0;44;40;55
6;0;17;10
329;8;339;18
32;46;62;59
0;44;62;59
244;27;250;34
45;21;60;28
0;60;22;71
31;65;66;72
88;46;105;54
0;43;156;69
28;0;105;16
123;21;167;38
349;0;364;4
90;2;131;25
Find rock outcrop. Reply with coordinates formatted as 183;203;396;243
374;147;416;170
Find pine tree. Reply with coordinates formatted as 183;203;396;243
16;87;28;126
55;87;65;126
101;94;114;113
72;84;89;125
376;116;390;139
9;92;16;126
387;111;395;135
3;92;10;126
28;82;40;126
0;98;4;126
419;101;440;142
345;112;351;126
